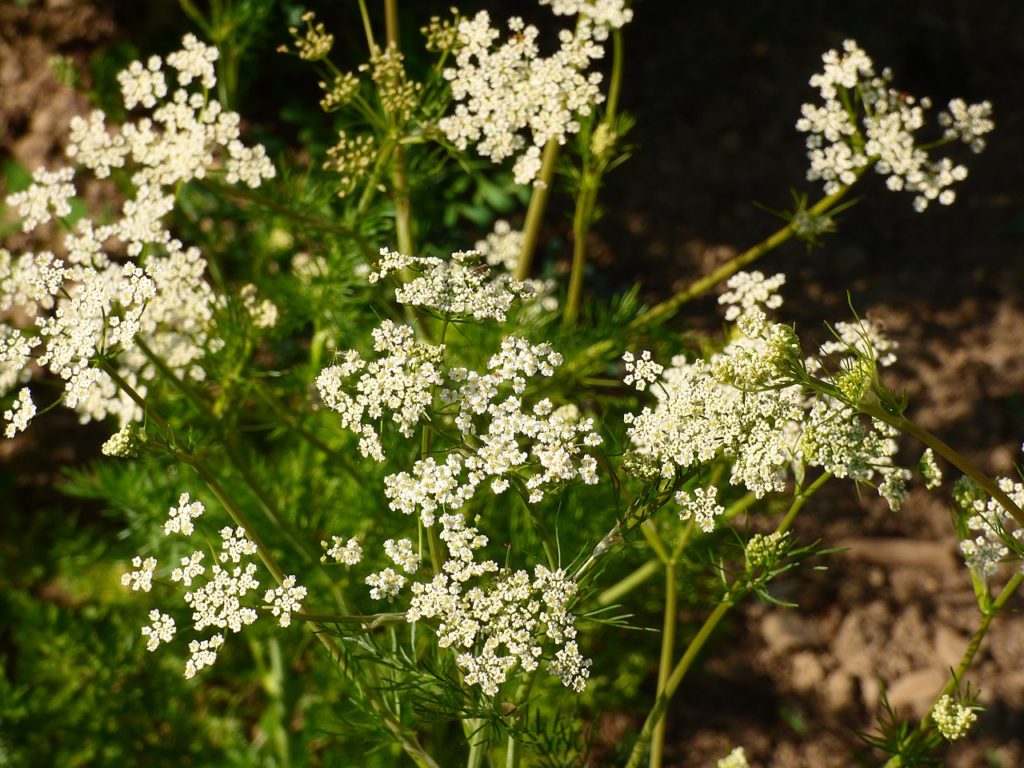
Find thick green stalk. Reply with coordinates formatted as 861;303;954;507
563;182;597;326
595;557;660;607
606;29;624;121
465;722;488;768
564;183;859;377
860;404;1024;528
384;0;414;256
595;490;754;609
883;572;1024;767
624;473;830;768
628;184;854;333
514;140;560;280
504;671;537;768
625;599;732;768
356;0;376;51
779;471;831;533
649;559;677;768
384;0;399;48
562;30;625;325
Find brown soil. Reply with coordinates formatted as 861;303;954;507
601;2;1024;766
4;1;1024;766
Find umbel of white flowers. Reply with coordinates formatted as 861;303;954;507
1;34;277;440
796;39;993;211
623;271;912;525
121;493;307;678
439;0;632;184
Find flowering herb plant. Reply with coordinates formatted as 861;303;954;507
1;3;1017;766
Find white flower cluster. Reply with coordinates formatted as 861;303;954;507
123;492;306;677
385;336;602;523
321;535;363;565
676;486;725;533
366;567;408;601
3;387;35;438
796;40;993;211
819;319;898;368
101;424;140;458
316;320;445;462
439;9;610;185
164;491;205;536
185;635;224;679
1;35;274;437
474;220;524;272
405;513;590;695
719;270;785;322
364;540;422;601
625;272;910;515
140;609;177;652
539;0;634;38
239;283;279;329
919;448;943;490
959;477;1024;576
121;555;158;592
5;168;75;231
931;694;978;742
264;576;307;628
622;350;663;392
370;248;535;322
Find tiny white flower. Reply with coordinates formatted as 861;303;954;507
121;555;158;592
140;609;176;652
321;536;363;565
264;576;307;628
164;492;205;536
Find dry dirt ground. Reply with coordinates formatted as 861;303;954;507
3;1;1024;766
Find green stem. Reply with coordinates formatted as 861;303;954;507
134;337;327;570
514;140;560;281
564;183;859;377
883;572;1024;767
356;0;376;51
135;336;214;419
563;182;596;326
606;30;624;121
779;471;831;534
101;359;439;768
293;610;406;627
562;31;624;326
641;519;671;564
465;722;488;768
504;670;537;768
384;0;399;50
393;143;414;254
649;559;677;768
860;405;1024;529
624;473;830;768
96;358;174;439
505;735;522;768
625;600;733;768
595;557;660;607
629;184;854;332
383;0;414;256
